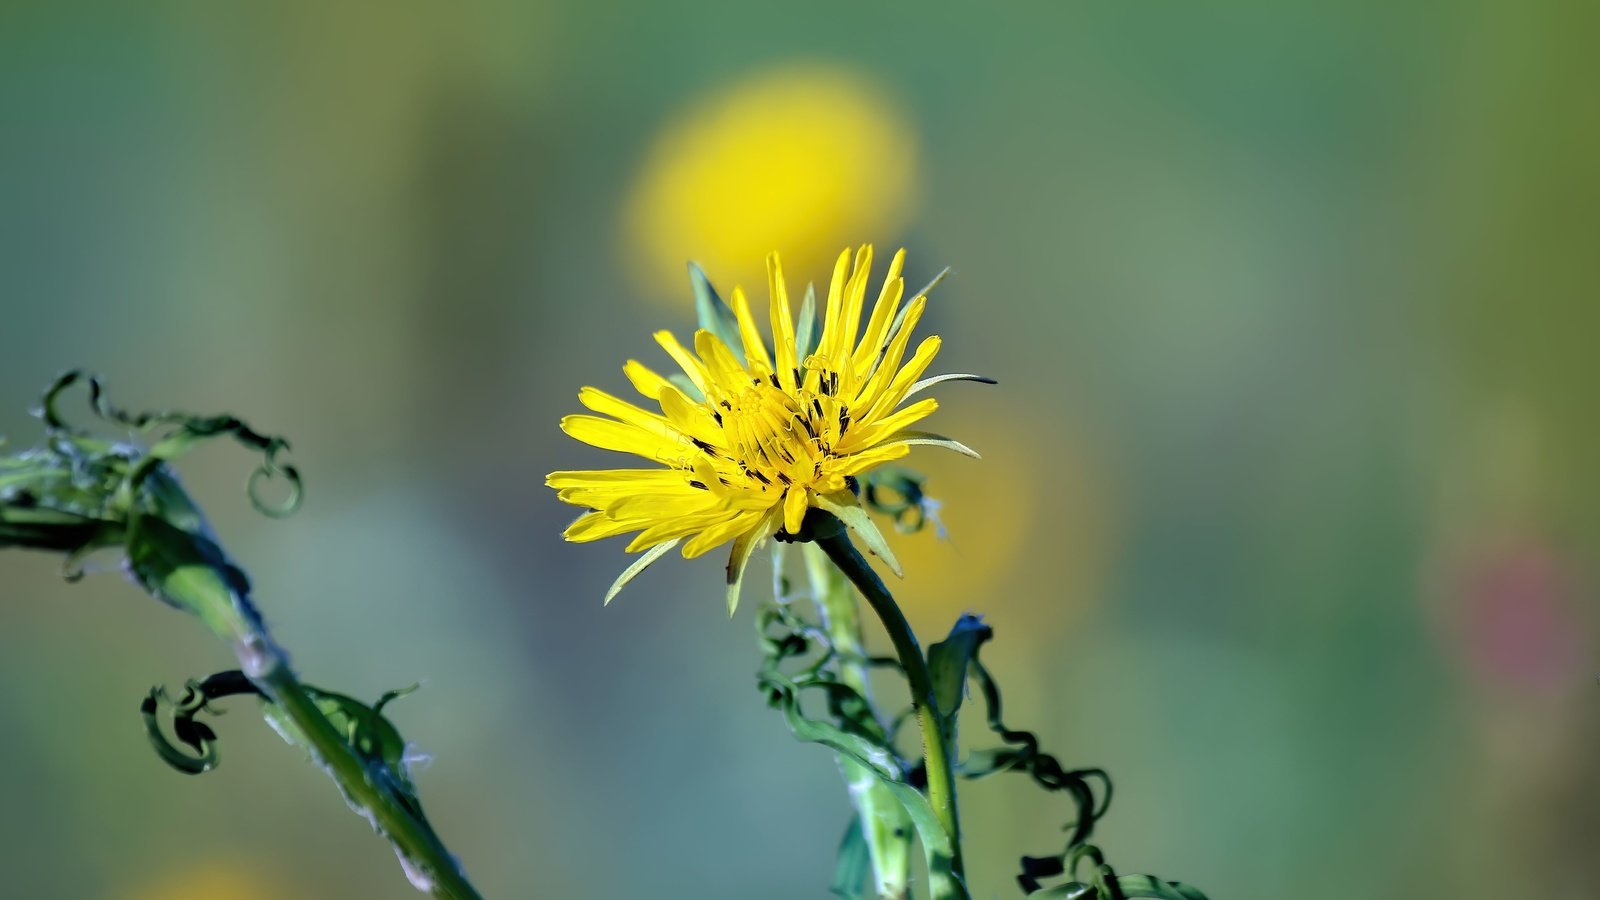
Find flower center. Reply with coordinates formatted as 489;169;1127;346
720;376;848;493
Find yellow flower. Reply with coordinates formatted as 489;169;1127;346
550;246;980;612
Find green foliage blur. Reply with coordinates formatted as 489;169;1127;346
2;2;1597;898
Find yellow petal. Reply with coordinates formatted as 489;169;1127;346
693;329;751;392
851;252;905;377
729;285;773;372
547;469;689;489
610;489;720;521
826;441;911;476
783;484;809;535
565;511;649;543
657;384;726;448
654;330;711;394
561;415;686;462
838;397;939;455
579;387;678;439
683;508;763;558
625;509;737;552
851;295;928;411
838;244;874;366
767;252;798;392
818;247;852;363
623;360;674;401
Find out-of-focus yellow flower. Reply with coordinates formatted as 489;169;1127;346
550;246;977;614
893;406;1112;636
123;862;279;900
622;64;918;301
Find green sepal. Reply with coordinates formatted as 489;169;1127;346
688;261;742;355
796;282;821;360
667;372;705;403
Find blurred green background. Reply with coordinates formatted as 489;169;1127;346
2;2;1597;898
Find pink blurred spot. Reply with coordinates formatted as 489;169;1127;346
1456;540;1586;692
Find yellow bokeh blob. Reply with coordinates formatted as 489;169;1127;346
887;402;1115;644
123;862;280;900
622;63;919;301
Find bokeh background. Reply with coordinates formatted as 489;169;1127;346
2;2;1598;898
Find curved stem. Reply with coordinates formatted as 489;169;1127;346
254;661;483;900
816;530;965;888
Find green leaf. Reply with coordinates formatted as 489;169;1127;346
927;614;992;722
829;816;872;899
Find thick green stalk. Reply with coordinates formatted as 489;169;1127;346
151;550;483;900
815;531;966;894
253;661;482;900
802;544;912;899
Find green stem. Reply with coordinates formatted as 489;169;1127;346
253;659;483;900
154;554;482;900
815;531;966;890
803;544;913;899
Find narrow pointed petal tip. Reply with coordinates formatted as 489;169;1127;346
905;373;998;400
604;538;681;605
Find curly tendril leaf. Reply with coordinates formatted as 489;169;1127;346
0;371;306;644
141;670;260;774
1;374;482;898
37;369;303;518
956;641;1208;900
964;652;1112;849
142;670;431;818
1022;846;1210;900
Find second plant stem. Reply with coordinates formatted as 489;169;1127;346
253;660;483;900
816;530;965;887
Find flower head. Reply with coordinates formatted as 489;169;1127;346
549;246;985;612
